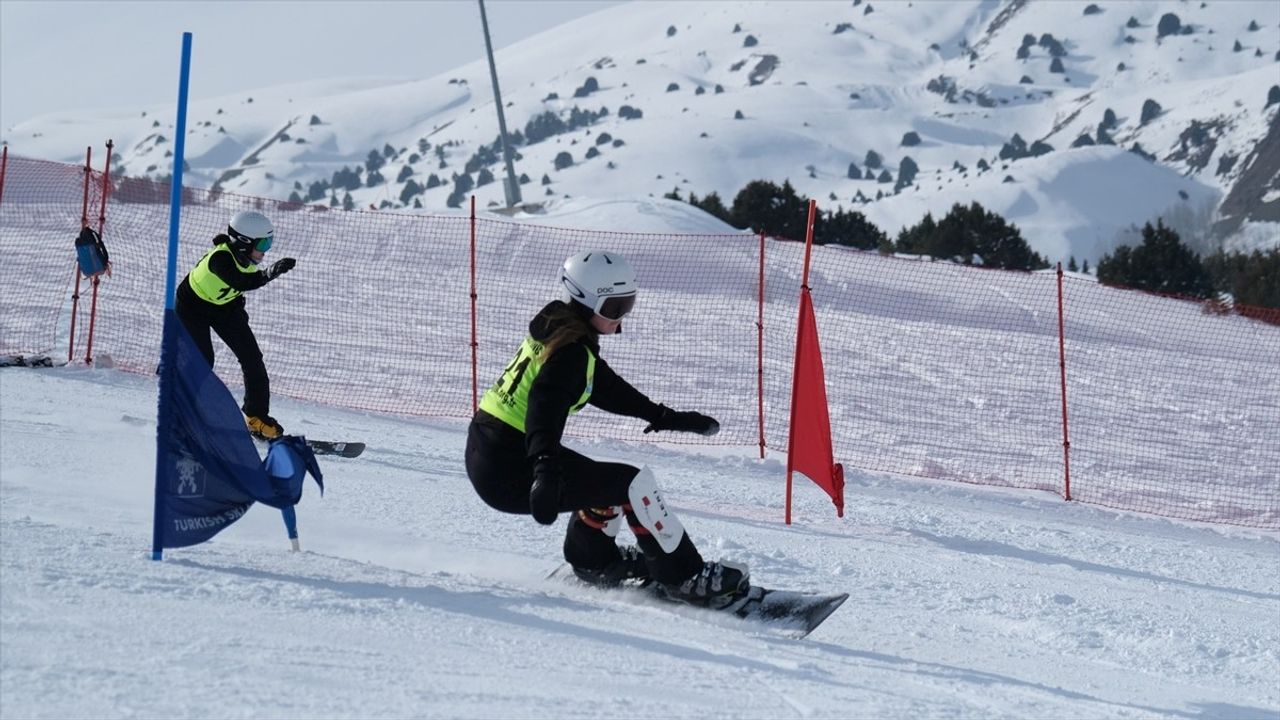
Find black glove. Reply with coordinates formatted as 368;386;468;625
643;404;720;436
265;257;296;280
529;455;562;525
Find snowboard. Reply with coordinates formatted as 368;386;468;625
711;585;848;638
548;564;848;638
304;440;366;458
254;436;366;458
1;354;55;368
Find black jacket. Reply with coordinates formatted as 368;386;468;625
175;236;271;309
523;301;664;460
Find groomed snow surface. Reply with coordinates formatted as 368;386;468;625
2;366;1277;719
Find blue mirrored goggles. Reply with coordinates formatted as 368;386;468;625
230;228;273;253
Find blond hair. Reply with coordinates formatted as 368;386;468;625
537;303;594;363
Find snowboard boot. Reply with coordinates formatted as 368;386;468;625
660;560;750;609
246;414;284;440
572;545;649;588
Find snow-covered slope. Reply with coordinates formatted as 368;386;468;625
3;348;1278;719
4;1;1278;261
3;131;1279;717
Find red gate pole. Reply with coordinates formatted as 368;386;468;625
757;229;766;459
68;146;92;364
785;200;819;524
0;145;8;204
469;195;479;411
84;139;115;365
1056;263;1073;501
95;139;114;234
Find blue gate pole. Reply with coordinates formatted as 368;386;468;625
152;32;194;561
281;506;300;552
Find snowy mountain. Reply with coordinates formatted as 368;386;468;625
4;0;1279;263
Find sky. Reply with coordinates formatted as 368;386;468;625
1;196;1278;717
0;0;619;132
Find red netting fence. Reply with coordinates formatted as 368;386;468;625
2;153;1277;529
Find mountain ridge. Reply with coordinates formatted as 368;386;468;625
3;0;1277;262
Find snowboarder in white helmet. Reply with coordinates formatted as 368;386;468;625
175;210;297;440
557;250;639;332
465;250;750;608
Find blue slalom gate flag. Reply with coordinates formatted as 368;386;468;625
153;310;322;550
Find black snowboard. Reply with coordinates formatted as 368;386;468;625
304;440;366;458
709;585;849;638
254;437;365;458
549;564;847;638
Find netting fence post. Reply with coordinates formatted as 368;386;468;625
84;139;114;365
68;146;92;364
1056;262;1073;501
757;229;766;459
469;194;479;412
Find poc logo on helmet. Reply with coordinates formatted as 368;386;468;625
597;287;615;295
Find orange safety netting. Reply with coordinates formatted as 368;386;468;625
2;153;1277;529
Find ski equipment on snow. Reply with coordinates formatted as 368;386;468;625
252;437;364;458
548;564;848;638
303;440;365;458
0;354;55;368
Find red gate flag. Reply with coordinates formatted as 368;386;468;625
786;288;845;521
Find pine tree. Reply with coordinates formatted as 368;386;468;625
730;179;807;240
817;207;888;250
1097;221;1212;298
895;213;936;255
691;191;732;225
894;203;1046;269
399;179;423;205
1204;248;1280;310
1233;249;1280;310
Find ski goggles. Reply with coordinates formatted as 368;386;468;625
595;292;636;321
229;228;273;253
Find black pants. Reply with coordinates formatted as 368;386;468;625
465;411;702;584
176;295;271;418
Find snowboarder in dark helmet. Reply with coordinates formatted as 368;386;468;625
175;210;297;439
465;249;750;608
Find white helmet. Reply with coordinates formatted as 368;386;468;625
227;210;274;254
559;250;638;320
